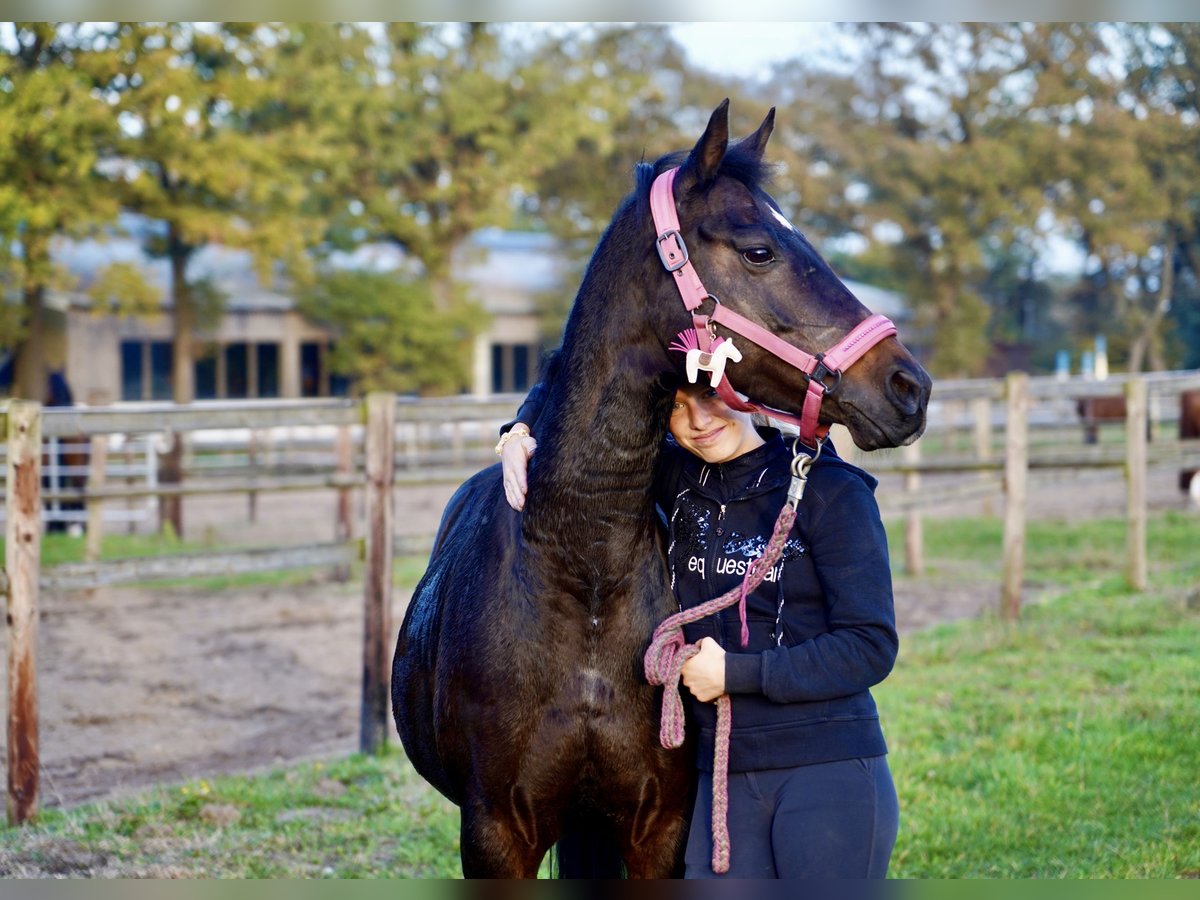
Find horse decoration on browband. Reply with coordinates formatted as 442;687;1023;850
668;329;744;388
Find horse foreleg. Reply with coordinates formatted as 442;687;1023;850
615;773;691;878
459;791;548;878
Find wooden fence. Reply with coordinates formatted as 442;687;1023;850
3;371;1200;824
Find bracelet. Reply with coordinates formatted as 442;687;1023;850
495;424;531;456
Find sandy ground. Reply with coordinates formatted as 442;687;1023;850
2;465;1195;812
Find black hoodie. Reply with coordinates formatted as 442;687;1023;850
655;429;897;773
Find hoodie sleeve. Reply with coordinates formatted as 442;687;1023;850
723;469;898;702
499;381;548;436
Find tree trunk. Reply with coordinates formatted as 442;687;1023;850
160;230;193;538
169;233;195;405
12;284;46;402
1147;239;1175;372
1129;240;1176;374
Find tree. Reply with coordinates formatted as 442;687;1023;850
0;23;120;398
321;24;649;326
103;22;322;404
298;269;484;396
98;22;325;534
1021;23;1200;372
798;23;1051;377
522;24;691;339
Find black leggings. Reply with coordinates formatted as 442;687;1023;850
685;755;899;879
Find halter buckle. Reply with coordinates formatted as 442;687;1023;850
656;230;690;272
809;353;843;395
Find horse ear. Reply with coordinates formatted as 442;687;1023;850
677;99;730;194
732;107;775;161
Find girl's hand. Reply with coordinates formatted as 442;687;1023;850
681;637;726;703
501;434;537;511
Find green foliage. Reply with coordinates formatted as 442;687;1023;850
101;23;326;401
0;24;122;391
766;22;1200;377
86;262;162;319
298;270;486;396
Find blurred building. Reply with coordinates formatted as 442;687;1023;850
16;219;905;404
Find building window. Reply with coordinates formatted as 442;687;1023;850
225;343;249;399
490;344;505;394
490;343;539;393
120;341;144;401
195;350;218;400
300;341;323;397
149;342;173;400
257;343;280;398
513;344;530;392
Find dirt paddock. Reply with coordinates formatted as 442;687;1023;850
3;467;1194;812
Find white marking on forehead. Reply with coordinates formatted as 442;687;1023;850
768;205;797;233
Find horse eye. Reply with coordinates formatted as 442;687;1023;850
741;247;774;266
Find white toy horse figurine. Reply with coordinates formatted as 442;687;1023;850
669;329;743;387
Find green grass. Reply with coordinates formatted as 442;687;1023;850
887;510;1199;588
21;530;194;568
879;578;1200;877
1;512;1197;877
0;751;461;877
878;509;1200;878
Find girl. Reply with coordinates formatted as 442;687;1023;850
497;381;900;878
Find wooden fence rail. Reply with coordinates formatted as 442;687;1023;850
3;371;1200;825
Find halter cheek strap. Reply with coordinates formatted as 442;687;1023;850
651;166;898;448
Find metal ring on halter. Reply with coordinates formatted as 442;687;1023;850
699;295;722;339
790;436;825;480
786;435;825;508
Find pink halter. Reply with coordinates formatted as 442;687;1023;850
651;166;897;448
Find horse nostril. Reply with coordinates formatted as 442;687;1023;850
888;366;928;415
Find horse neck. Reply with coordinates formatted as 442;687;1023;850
522;233;674;552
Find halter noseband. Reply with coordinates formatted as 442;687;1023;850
650;166;897;449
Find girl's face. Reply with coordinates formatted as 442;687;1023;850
669;385;765;464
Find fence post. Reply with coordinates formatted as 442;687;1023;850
361;393;395;754
158;429;183;538
247;430;259;524
85;434;108;563
903;440;923;576
4;401;42;825
1125;377;1148;591
971;396;994;516
334;424;353;583
1001;372;1029;621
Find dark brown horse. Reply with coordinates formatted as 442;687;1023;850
1180;389;1200;493
392;101;931;878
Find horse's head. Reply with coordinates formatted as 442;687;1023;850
647;100;931;451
